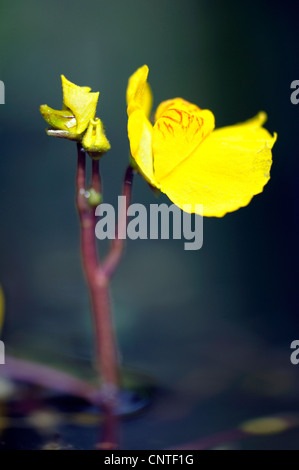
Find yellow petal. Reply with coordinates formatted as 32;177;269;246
61;75;99;134
61;85;91;112
0;285;4;335
40;105;77;133
153;98;215;181
213;111;270;139
126;65;153;118
127;109;156;186
157;113;277;217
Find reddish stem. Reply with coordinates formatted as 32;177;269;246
76;145;119;394
91;159;101;194
102;165;133;278
75;145;134;415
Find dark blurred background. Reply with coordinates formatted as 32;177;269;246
0;0;299;449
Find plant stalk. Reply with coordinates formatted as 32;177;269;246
75;143;133;412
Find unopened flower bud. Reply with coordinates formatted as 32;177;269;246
82;118;111;159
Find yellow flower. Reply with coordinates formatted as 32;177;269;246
127;65;277;217
40;76;110;157
40;75;100;138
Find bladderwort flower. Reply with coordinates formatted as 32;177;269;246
127;65;277;217
40;75;110;159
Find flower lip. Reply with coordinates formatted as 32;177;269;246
126;65;277;217
152;99;216;181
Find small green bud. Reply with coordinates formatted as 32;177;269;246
82;118;111;158
86;188;102;207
